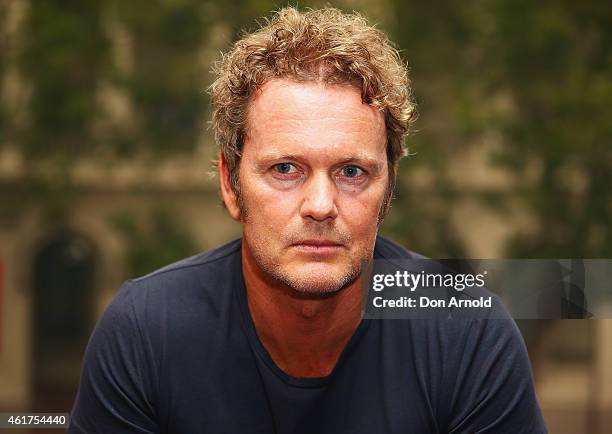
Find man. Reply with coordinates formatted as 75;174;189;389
68;7;547;433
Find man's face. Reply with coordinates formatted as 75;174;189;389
225;79;389;294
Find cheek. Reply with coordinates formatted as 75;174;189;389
341;181;387;220
241;176;298;230
337;194;383;248
354;202;381;231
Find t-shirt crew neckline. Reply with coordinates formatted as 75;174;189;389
234;239;373;389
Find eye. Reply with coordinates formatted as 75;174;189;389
273;162;298;174
341;165;364;178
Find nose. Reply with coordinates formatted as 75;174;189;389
299;172;339;222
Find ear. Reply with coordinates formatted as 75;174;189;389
218;152;241;221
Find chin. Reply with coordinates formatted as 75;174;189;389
280;263;361;295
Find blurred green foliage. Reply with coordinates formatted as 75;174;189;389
1;0;611;269
386;0;612;258
19;0;109;157
488;1;612;257
107;0;212;155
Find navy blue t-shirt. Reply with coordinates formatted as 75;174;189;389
68;237;547;433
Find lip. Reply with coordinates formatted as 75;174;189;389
291;240;343;253
292;239;343;247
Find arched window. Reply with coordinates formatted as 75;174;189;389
31;231;96;411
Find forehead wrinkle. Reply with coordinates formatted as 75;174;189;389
249;108;383;136
248;79;384;127
247;111;385;150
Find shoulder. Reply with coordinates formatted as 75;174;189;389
440;315;546;432
133;238;242;284
123;238;241;297
374;235;427;260
107;238;243;333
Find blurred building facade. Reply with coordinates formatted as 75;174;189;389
0;1;611;432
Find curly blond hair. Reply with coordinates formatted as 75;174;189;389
210;6;416;217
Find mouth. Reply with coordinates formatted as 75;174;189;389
290;239;344;254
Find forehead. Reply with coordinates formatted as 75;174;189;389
245;79;386;160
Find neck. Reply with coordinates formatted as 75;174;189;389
241;242;363;378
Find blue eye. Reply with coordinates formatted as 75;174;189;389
341;166;363;178
274;163;297;174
